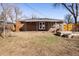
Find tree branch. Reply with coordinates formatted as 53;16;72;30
76;3;78;17
71;3;75;16
62;3;74;15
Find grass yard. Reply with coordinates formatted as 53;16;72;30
0;31;79;56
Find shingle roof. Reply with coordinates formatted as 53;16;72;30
18;18;64;22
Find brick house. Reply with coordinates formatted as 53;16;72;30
15;18;64;31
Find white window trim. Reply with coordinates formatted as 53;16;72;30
39;22;45;30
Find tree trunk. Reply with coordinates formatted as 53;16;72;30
74;17;78;31
3;19;6;38
74;17;77;24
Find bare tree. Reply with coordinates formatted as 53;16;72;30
65;14;73;24
0;3;7;38
7;5;23;32
8;10;15;31
53;3;79;24
0;4;23;37
14;7;22;21
0;3;16;38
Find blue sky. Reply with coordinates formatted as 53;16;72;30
0;3;69;20
16;3;69;20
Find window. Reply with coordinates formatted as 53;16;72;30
39;22;45;30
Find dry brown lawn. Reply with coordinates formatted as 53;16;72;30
0;31;79;56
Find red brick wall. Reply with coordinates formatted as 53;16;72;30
20;22;37;31
16;21;63;31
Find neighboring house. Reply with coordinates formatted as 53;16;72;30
15;18;64;31
0;20;15;32
6;22;15;31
